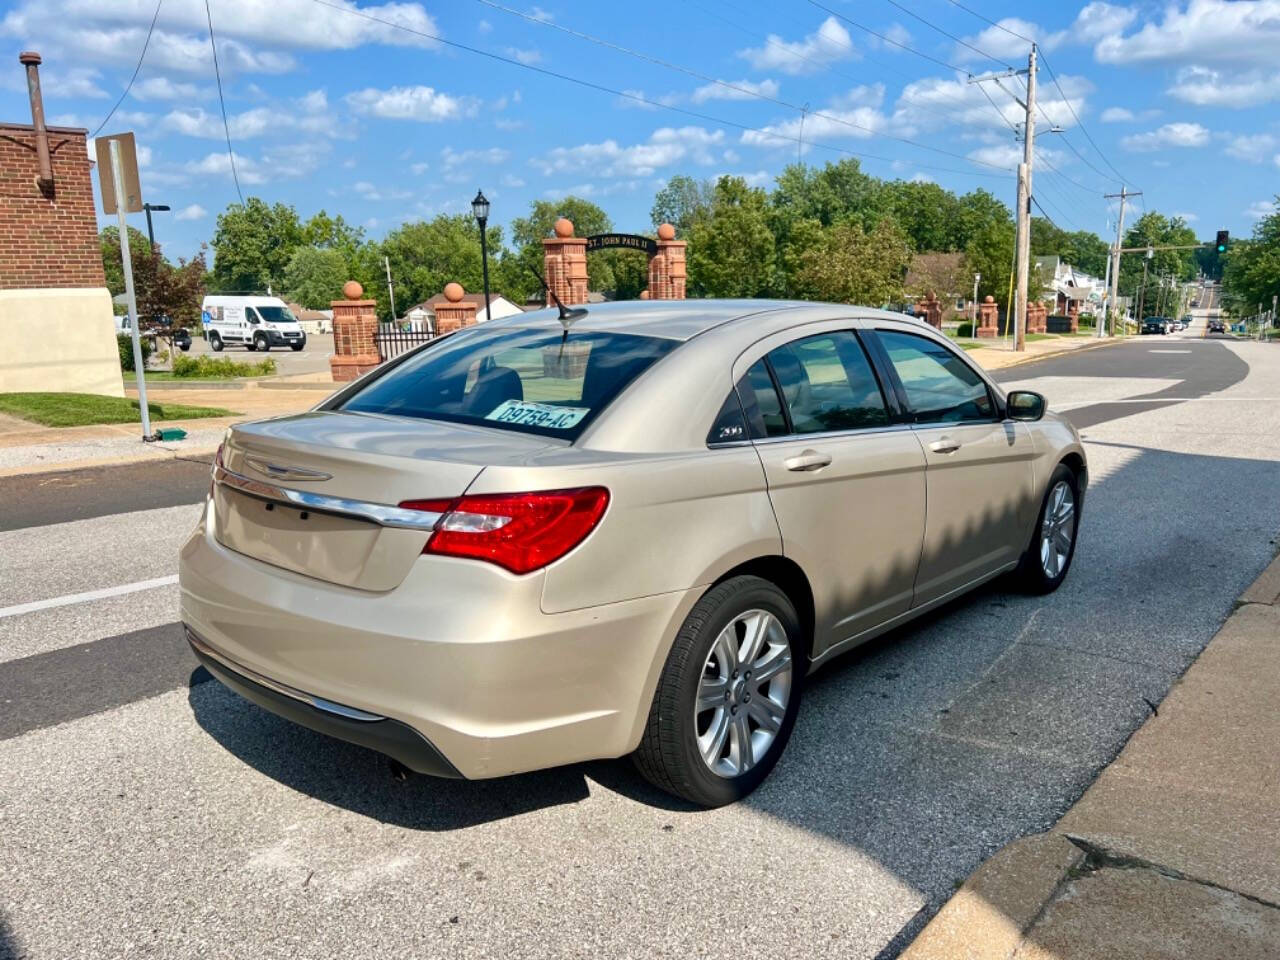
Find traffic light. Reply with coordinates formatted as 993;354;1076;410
1216;230;1229;253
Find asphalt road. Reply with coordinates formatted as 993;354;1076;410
2;330;1279;959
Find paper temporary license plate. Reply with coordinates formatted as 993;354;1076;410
485;400;589;430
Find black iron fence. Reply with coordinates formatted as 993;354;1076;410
373;321;437;363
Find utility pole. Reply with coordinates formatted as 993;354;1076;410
969;48;1036;352
1012;43;1036;353
971;272;981;330
1104;186;1139;336
383;256;397;323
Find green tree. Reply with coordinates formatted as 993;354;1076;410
965;217;1017;304
301;210;365;261
650;175;713;235
100;226;154;298
209;197;305;294
283;247;349;309
881;179;964;252
1221;197;1280;317
131;247;208;325
688;176;776;298
955;189;1012;252
1119;212;1198;318
508;196;615;303
377;214;502;320
794;219;912;305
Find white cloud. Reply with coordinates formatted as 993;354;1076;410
129;76;204;101
1167;65;1280;107
957;4;1135;61
161;105;327;138
1074;2;1140;41
529;6;554;22
345;85;476;122
410;162;430;175
298;89;328;113
872;23;912;51
500;173;525;188
1225;133;1278;162
542;180;640;200
175;203;207;221
967;142;1065;169
1173;211;1199;222
737;17;856;75
1246;199;1277;219
135;145;152;168
534;127;725;178
1120;122;1211;151
478;19;492;33
440;146;510;183
691;78;780;103
1100;106;1135;123
894;73;1091;134
1095;0;1280;65
186;151;265;184
505;46;541;65
742;84;888;148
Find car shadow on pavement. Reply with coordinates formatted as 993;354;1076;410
0;911;21;960
187;668;594;830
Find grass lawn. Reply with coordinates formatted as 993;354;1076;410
0;392;237;428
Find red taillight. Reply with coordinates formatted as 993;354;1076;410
399;487;610;575
210;442;224;498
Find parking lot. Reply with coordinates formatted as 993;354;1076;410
168;331;335;378
3;336;1279;959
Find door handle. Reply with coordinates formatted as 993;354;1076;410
784;450;832;472
929;438;962;454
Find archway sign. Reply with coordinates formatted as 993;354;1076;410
584;233;658;256
542;218;686;305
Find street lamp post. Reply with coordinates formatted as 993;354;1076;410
142;202;170;250
471;190;491;322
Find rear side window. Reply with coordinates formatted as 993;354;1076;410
340;328;677;441
766;333;889;433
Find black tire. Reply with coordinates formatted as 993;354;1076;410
209;332;223;352
633;575;804;807
1017;463;1081;594
290;342;304;351
254;333;271;352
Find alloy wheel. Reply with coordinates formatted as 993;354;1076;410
1039;480;1076;579
694;609;793;778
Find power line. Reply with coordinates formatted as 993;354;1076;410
877;0;1014;68
807;0;969;73
471;0;1014;173
90;0;163;139
204;0;244;205
304;0;1013;182
942;0;1034;42
1037;49;1133;186
1029;193;1064;232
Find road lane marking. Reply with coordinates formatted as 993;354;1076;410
1149;349;1192;354
0;575;178;621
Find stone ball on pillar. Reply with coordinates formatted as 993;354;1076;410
639;289;651;300
443;282;465;302
657;223;676;241
984;295;995;303
553;217;574;238
926;289;936;301
342;280;363;300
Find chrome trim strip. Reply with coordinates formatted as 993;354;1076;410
214;463;444;531
750;423;912;445
187;628;385;723
243;455;332;482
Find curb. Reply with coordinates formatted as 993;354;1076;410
973;334;1126;373
0;441;221;479
124;378;336;392
899;549;1280;959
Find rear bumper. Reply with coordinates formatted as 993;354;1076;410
179;499;698;779
187;626;461;778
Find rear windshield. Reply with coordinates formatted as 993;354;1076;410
339;327;678;441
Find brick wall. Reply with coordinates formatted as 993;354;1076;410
0;123;105;290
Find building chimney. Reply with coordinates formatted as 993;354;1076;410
18;51;54;195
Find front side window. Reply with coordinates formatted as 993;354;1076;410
764;332;889;434
876;330;994;423
339;328;677;441
256;305;297;325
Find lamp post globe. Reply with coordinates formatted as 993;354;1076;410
472;190;492;321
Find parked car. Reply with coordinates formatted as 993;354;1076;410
1141;317;1166;335
201;295;307;352
115;313;192;352
1208;319;1226;334
180;301;1087;807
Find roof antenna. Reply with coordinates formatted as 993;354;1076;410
528;264;587;341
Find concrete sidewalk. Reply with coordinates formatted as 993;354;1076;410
962;332;1120;371
902;553;1280;960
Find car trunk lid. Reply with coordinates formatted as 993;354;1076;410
213;411;556;590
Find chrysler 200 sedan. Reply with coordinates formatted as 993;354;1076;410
180;300;1086;807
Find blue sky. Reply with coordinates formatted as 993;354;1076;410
2;0;1278;260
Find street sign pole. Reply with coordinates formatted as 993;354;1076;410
110;138;151;440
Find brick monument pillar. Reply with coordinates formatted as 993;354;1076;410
915;290;943;329
1067;299;1080;332
542;217;588;306
329;280;380;382
1027;301;1048;334
976;295;1000;338
647;223;687;300
434;282;478;333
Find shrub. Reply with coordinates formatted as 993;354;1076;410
117;333;153;372
955;321;974;337
171;354;277;378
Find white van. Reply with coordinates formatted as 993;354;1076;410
201;295;307;352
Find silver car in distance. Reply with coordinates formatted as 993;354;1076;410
180;300;1086;807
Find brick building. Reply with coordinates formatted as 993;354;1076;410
0;52;121;397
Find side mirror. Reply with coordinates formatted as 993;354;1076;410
1007;390;1046;422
